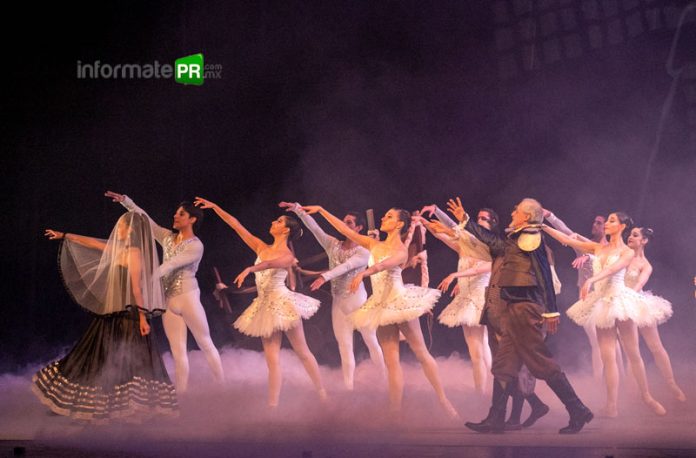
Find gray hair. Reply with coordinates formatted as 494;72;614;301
518;198;543;224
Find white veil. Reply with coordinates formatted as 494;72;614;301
59;212;166;316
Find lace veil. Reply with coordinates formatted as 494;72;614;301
59;212;166;316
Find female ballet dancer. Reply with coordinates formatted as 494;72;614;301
420;204;492;394
194;197;326;407
33;212;177;422
626;227;686;401
281;202;384;390
301;205;459;419
107;191;224;393
544;210;626;381
543;212;666;417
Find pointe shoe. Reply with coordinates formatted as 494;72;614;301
668;382;687;402
440;398;461;420
643;396;666;416
598;405;618;418
318;388;328;403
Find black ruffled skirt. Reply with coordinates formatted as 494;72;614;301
32;307;178;423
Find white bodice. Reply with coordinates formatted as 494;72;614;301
591;253;626;294
624;268;641;290
455;257;491;297
253;258;290;297
369;254;405;302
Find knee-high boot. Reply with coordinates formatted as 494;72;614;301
546;372;593;434
465;378;512;434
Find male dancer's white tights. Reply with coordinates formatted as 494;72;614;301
163;289;225;392
331;305;385;390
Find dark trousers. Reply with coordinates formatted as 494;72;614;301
492;300;561;384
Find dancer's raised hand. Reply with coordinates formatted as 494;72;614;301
446;197;466;222
104;190;125;203
279;201;300;212
194;197;218;210
420;205;437;218
44;229;65;240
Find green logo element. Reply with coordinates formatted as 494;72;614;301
175;53;204;86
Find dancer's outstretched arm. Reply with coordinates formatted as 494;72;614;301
543;209;592;243
437;260;491;293
542;225;598;254
194;197;266;253
45;229;106;251
416;215;459;252
106;191;171;244
158;241;203;278
321;250;369;282
280;202;335;250
421;204;458;228
233;252;296;288
302;205;376;250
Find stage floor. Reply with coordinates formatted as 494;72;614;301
2;349;694;457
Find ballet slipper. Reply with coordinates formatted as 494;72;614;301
642;395;666;416
668;381;687;402
597;404;618;418
439;397;461;420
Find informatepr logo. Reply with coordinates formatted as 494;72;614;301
76;53;221;85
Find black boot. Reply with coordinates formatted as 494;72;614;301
546;372;593;434
504;388;524;431
521;393;550;428
466;378;511;434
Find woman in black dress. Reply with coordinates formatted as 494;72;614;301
33;211;178;423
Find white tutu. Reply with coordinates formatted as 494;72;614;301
234;290;319;337
351;283;439;329
632;290;673;327
234;259;320;338
567;287;647;329
624;268;673;327
437;260;488;328
438;294;484;327
567;253;649;329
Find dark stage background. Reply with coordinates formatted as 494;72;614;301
4;1;696;374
